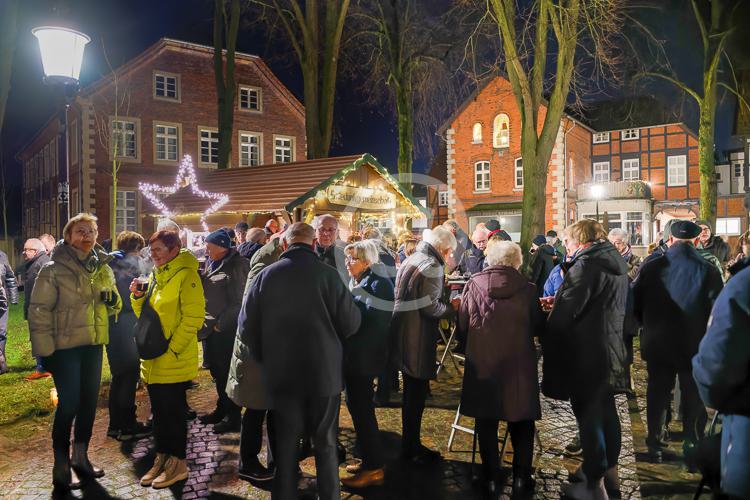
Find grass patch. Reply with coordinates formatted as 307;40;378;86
0;297;112;440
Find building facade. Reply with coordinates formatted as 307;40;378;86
18;38;306;241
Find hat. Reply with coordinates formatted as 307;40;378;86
206;228;232;249
234;221;249;232
546;230;557;238
670;220;702;240
532;234;547;246
694;219;711;231
484;219;501;232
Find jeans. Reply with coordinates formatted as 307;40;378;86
345;375;384;470
402;373;430;454
147;382;188;459
646;362;706;445
35;356;45;372
207;331;240;421
42;345;103;453
475;419;534;480
240;408;276;470
273;395;340;500
0;310;7;359
108;367;140;432
570;385;622;482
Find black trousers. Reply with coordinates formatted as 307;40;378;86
273;395;340;500
646;362;706;445
147;382;188;459
475;419;535;479
240;408;276;469
207;331;241;421
375;369;399;402
108;367;140;432
42;345;103;453
402;373;430;454
345;375;384;470
570;385;622;482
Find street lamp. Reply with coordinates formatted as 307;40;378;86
591;184;605;221
32;25;90;230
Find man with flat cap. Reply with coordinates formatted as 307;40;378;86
633;220;723;464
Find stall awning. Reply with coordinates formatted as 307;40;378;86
466;201;523;212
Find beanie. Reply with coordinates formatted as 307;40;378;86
206;228;232;249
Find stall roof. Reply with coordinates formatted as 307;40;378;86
151;153;427;216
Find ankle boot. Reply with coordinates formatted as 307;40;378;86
0;352;9;374
512;470;535;499
52;449;71;492
71;441;105;479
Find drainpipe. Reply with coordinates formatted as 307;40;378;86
563;121;576;227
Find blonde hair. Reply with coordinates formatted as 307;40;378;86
565;219;606;245
63;213;98;241
485;240;522;269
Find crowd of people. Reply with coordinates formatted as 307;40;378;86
4;209;750;500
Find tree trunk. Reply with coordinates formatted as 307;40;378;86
111;160;118;248
214;0;240;169
0;0;18;134
395;80;414;192
698;79;717;225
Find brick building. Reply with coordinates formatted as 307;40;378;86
17;38;306;241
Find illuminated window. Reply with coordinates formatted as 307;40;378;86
493;114;510;148
472;123;482;143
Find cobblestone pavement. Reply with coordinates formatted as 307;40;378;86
0;345;698;499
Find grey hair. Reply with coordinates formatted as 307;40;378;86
157;218;180;232
24;238;46;252
423;226;457;253
608;228;629;241
286;222;315;244
363;227;382;240
312;214;338;229
345;240;380;265
485;240;522;269
442;219;460;232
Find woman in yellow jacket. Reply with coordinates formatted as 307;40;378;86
130;230;205;489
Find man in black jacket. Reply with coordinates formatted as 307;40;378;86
460;226;489;275
22;238;51;379
695;219;730;265
527;234;556;297
633;220;723;464
0;249;18;374
240;222;361;500
313;214;348;283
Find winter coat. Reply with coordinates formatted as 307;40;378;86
543;264;564;297
544;240;629;401
623;249;642;281
201;249;250;338
369;240;398;285
700;235;730;264
633;242;723;367
693;267;750;499
460;244;486;275
316;241;349;283
0;286;7;323
458;265;544;421
23;252;50;319
29;242;122;357
238;241;263;260
107;252;149;375
450;228;471;273
391;241;454;380
241;243;361;401
345;266;395;377
0;250;18;306
132;249;205;385
226;238;284;410
527;244;556;297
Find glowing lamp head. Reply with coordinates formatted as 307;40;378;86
32;26;90;85
591;184;605;200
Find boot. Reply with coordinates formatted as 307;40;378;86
152;456;189;489
52;449;71;493
603;466;620;494
71;441;105;479
0;352;8;374
512;470;535;499
561;476;609;500
140;453;167;487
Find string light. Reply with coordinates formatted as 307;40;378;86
139;154;229;231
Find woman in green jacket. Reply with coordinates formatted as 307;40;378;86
28;213;121;493
130;230;205;490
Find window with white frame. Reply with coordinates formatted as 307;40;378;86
239;85;262;111
274;136;293;163
112;119;137;158
492;114;510;148
240;133;261;167
200;129;219;165
472;123;482;143
716;217;741;235
154;72;179;100
621;128;639;140
622;158;640;180
115;190;137;232
514;157;523;188
667;155;687;186
593;132;610;144
593;161;610;182
626;212;644;246
733;162;743;177
474;161;490;191
155;124;179;162
438;190;449;206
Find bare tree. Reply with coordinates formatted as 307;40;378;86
251;0;350;159
214;0;241;169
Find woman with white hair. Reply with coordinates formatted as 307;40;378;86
392;226;458;463
340;240;394;488
457;240;544;498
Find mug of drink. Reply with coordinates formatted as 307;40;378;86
136;275;150;293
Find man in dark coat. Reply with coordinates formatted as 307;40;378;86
241;223;361;500
199;229;251;433
547;230;565;264
314;214;348;282
695;219;730;265
693;266;750;499
545;220;629;498
22;238;51;379
527;234;556;297
633;220;723;463
0;248;18;374
459;226;489;275
391;226;458;463
238;227;267;260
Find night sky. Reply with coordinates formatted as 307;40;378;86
1;0;745;235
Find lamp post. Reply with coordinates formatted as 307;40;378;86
32;25;90;231
591;184;605;222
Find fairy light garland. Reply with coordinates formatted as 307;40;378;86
139;154;229;231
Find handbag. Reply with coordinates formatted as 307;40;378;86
134;276;170;360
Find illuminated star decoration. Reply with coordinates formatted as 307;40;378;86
139;154;229;231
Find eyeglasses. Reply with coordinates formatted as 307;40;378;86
74;228;97;237
318;227;337;234
23;248;39;253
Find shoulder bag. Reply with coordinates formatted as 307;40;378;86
134;276;170;360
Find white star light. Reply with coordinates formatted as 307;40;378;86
139;154;229;231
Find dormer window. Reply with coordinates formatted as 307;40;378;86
154;71;180;101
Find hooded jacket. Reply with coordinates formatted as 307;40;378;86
29;242;122;357
527;243;557;296
544;240;630;400
132;249;205;384
201;248;250;335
